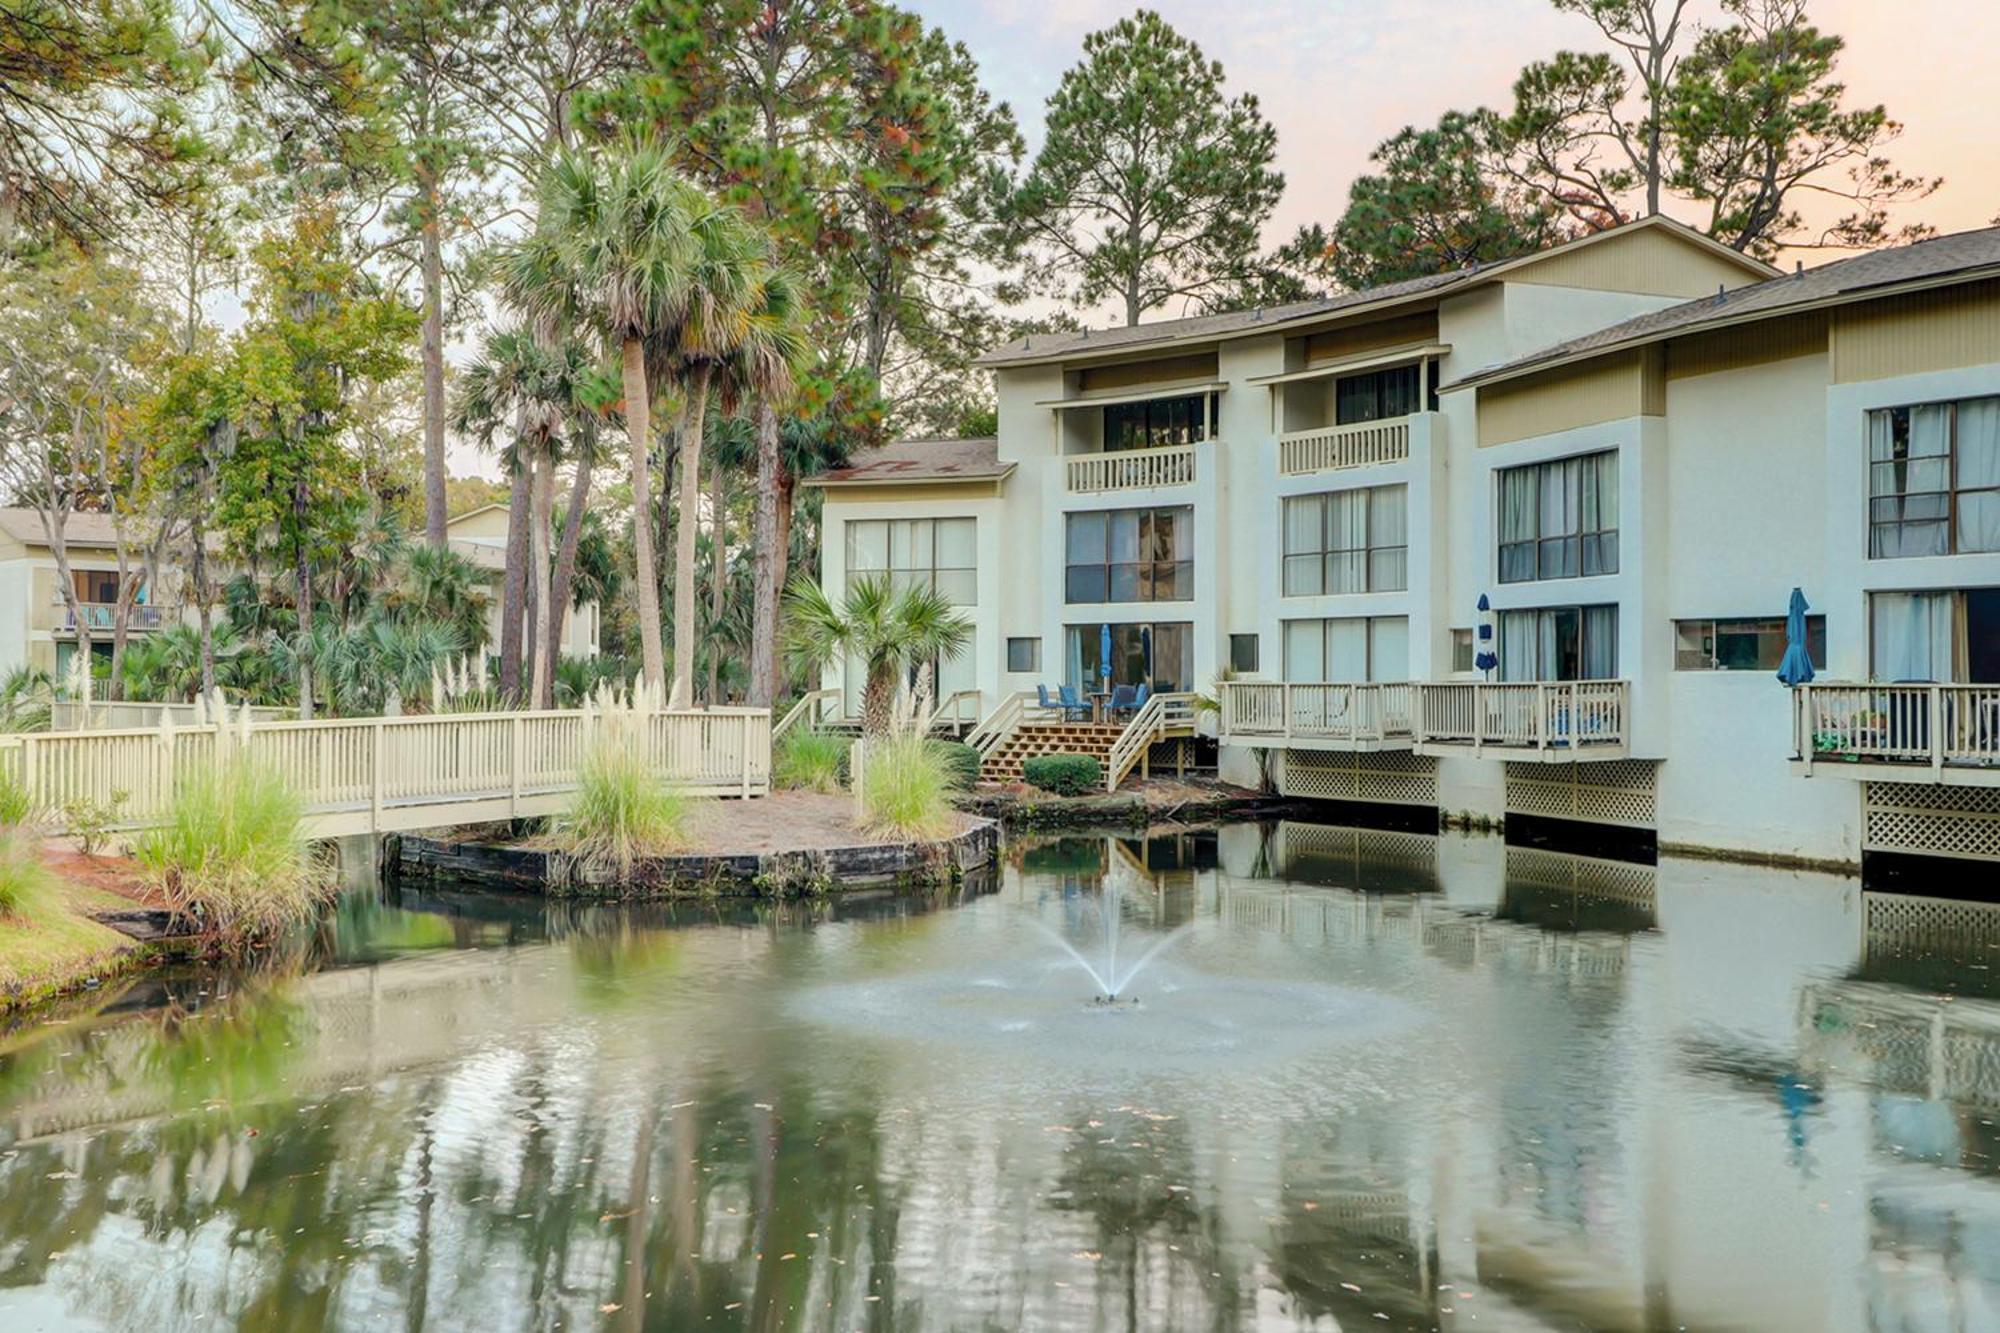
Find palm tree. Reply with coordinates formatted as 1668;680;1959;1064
517;140;707;696
380;544;494;657
782;574;972;737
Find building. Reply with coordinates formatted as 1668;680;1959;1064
444;503;601;663
810;216;2000;869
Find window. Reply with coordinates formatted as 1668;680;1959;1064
1334;363;1434;424
1451;628;1474;673
1065;507;1193;603
1007;637;1041;672
1065;622;1192;692
1282;485;1408;596
73;571;122;604
1229;633;1260;673
1102;394;1212;451
1675;616;1826;671
1496;605;1618;681
845;517;976;604
1498;451;1619;583
1868;397;2000;558
1281;617;1409;683
1870;589;2000;683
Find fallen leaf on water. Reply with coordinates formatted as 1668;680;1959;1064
598;1304;621;1314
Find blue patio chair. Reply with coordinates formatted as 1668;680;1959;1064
1133;682;1151;712
1057;684;1089;722
1037;683;1055;712
1110;683;1138;718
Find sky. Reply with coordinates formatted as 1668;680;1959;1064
903;0;2000;267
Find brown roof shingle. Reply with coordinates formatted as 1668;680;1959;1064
810;437;1011;486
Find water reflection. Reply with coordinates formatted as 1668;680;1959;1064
5;822;2000;1329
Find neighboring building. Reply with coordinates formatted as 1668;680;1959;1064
445;504;600;662
810;215;2000;868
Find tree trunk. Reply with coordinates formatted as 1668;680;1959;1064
419;170;449;548
497;453;532;702
770;470;797;703
529;440;555;710
706;454;727;704
748;399;781;707
669;364;712;708
294;479;314;720
192;508;215;698
623;338;667;690
546;453;593;694
862;661;895;738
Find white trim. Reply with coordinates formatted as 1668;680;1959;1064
1247;344;1450;386
1035;382;1229;410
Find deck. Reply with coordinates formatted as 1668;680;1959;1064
1791;683;2000;786
1219;681;1630;762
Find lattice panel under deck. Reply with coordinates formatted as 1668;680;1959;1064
1503;846;1658;908
1866;892;2000;962
1505;760;1658;827
1281;750;1438;805
1865;783;2000;861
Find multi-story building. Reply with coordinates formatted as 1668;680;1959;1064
811;216;2000;869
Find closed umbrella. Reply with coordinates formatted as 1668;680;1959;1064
1776;587;1815;686
1475;594;1499;676
1140;626;1153;685
1099;623;1113;687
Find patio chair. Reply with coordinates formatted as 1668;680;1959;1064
1133;682;1151;712
1056;684;1089;722
1109;683;1138;718
1036;683;1056;714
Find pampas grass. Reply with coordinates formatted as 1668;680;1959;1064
136;762;329;945
552;689;699;878
856;730;955;840
774;728;849;793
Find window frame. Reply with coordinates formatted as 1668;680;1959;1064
1280;615;1411;683
844;517;977;605
1281;484;1409;597
1497;451;1619;585
1867;396;2000;559
1673;615;1827;671
1064;506;1194;605
1101;393;1214;452
1006;637;1041;673
1229;633;1260;674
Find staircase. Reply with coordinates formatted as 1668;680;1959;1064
979;722;1127;783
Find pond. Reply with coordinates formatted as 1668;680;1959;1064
0;820;1993;1331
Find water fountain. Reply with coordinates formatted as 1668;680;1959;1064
1033;874;1192;1005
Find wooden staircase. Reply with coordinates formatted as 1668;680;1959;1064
979;722;1127;783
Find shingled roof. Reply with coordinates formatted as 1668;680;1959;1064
1459;225;2000;388
810;437;1012;487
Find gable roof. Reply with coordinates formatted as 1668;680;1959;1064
0;508;143;549
810;437;1012;488
976;216;1775;370
1459;225;2000;389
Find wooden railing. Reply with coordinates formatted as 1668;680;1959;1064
772;688;839;741
1105;692;1198;791
1278;418;1410;475
930;689;983;734
1218;682;1414;744
1065;444;1197;493
966;690;1060;757
0;706;771;837
1793;683;2000;775
1415;681;1628;752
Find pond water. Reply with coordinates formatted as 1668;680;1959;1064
0;821;1996;1331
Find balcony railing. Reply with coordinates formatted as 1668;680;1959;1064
1279;417;1410;476
1220;680;1629;755
1793;683;2000;775
1065;443;1197;494
58;603;169;632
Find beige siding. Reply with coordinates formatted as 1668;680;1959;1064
1477;349;1663;447
1665;311;1829;381
819;480;1005;506
1075;351;1219;393
447;505;512;541
1509;226;1768;297
1830;279;2000;383
1303;310;1440;365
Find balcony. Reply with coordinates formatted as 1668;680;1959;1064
1791;683;2000;785
1064;443;1197;494
1279;417;1410;476
1219;680;1630;760
56;602;170;633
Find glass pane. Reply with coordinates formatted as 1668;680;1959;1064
1283;621;1324;681
1283;554;1322;598
1109;511;1140;564
1582;605;1618;679
1369;485;1407;548
1675;620;1714;670
1109;563;1139;603
934;569;976;606
1370;617;1410;682
1066;513;1105;564
1066;567;1106;604
1499;543;1536;585
1283;497;1322;558
1152;624;1191;691
1960;492;2000;553
934;518;975;569
1326;619;1369;683
1327;551;1366;595
847;520;888;572
1499;468;1538;544
1369;547;1408;592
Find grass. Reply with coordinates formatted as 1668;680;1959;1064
553;727;699;879
774;728;850;794
0;824;53;920
135;761;329;946
857;730;957;841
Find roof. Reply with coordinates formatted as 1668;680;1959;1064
976;215;1775;370
809;437;1013;487
1462;225;2000;389
0;508;144;548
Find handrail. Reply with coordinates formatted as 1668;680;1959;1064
1278;417;1411;475
1218;682;1413;743
1106;692;1197;791
966;690;1035;756
772;688;839;741
1065;443;1198;494
1217;680;1627;753
929;689;982;734
1793;681;2000;775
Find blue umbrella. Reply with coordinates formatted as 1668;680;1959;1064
1140;626;1153;683
1776;587;1815;685
1099;623;1113;686
1475;594;1499;675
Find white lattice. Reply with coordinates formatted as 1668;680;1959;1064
1866;892;2000;961
1504;846;1658;907
1865;782;2000;860
1282;750;1438;805
1505;760;1658;827
1280;823;1441;891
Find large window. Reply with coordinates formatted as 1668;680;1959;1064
1868;397;2000;558
1498;451;1619;583
1065;622;1191;692
1065;507;1193;603
1497;605;1619;681
1282;485;1407;596
1335;363;1434;425
845;518;976;604
1282;616;1409;683
1102;394;1211;452
1870;589;2000;683
1675;616;1826;671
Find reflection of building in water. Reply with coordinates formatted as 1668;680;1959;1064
1273;820;1441;893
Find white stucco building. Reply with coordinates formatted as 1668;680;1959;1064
811;217;2000;869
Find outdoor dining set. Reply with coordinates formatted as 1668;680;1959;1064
1036;682;1151;725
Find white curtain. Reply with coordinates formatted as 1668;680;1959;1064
1871;591;1955;682
1499;611;1539;682
1283;497;1323;596
1327;619;1369;682
1369;485;1408;591
1582;605;1619;679
1283;620;1324;681
1371;617;1410;682
1958;397;2000;552
1327;490;1367;593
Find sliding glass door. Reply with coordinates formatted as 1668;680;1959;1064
1870;589;2000;683
1064;623;1193;693
1496;605;1619;681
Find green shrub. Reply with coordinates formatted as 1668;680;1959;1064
136;762;328;945
857;730;955;840
774;728;850;794
0;824;53;919
1022;752;1102;797
932;740;981;791
0;774;36;828
554;725;698;877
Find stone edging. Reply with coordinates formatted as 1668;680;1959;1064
391;818;1000;899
